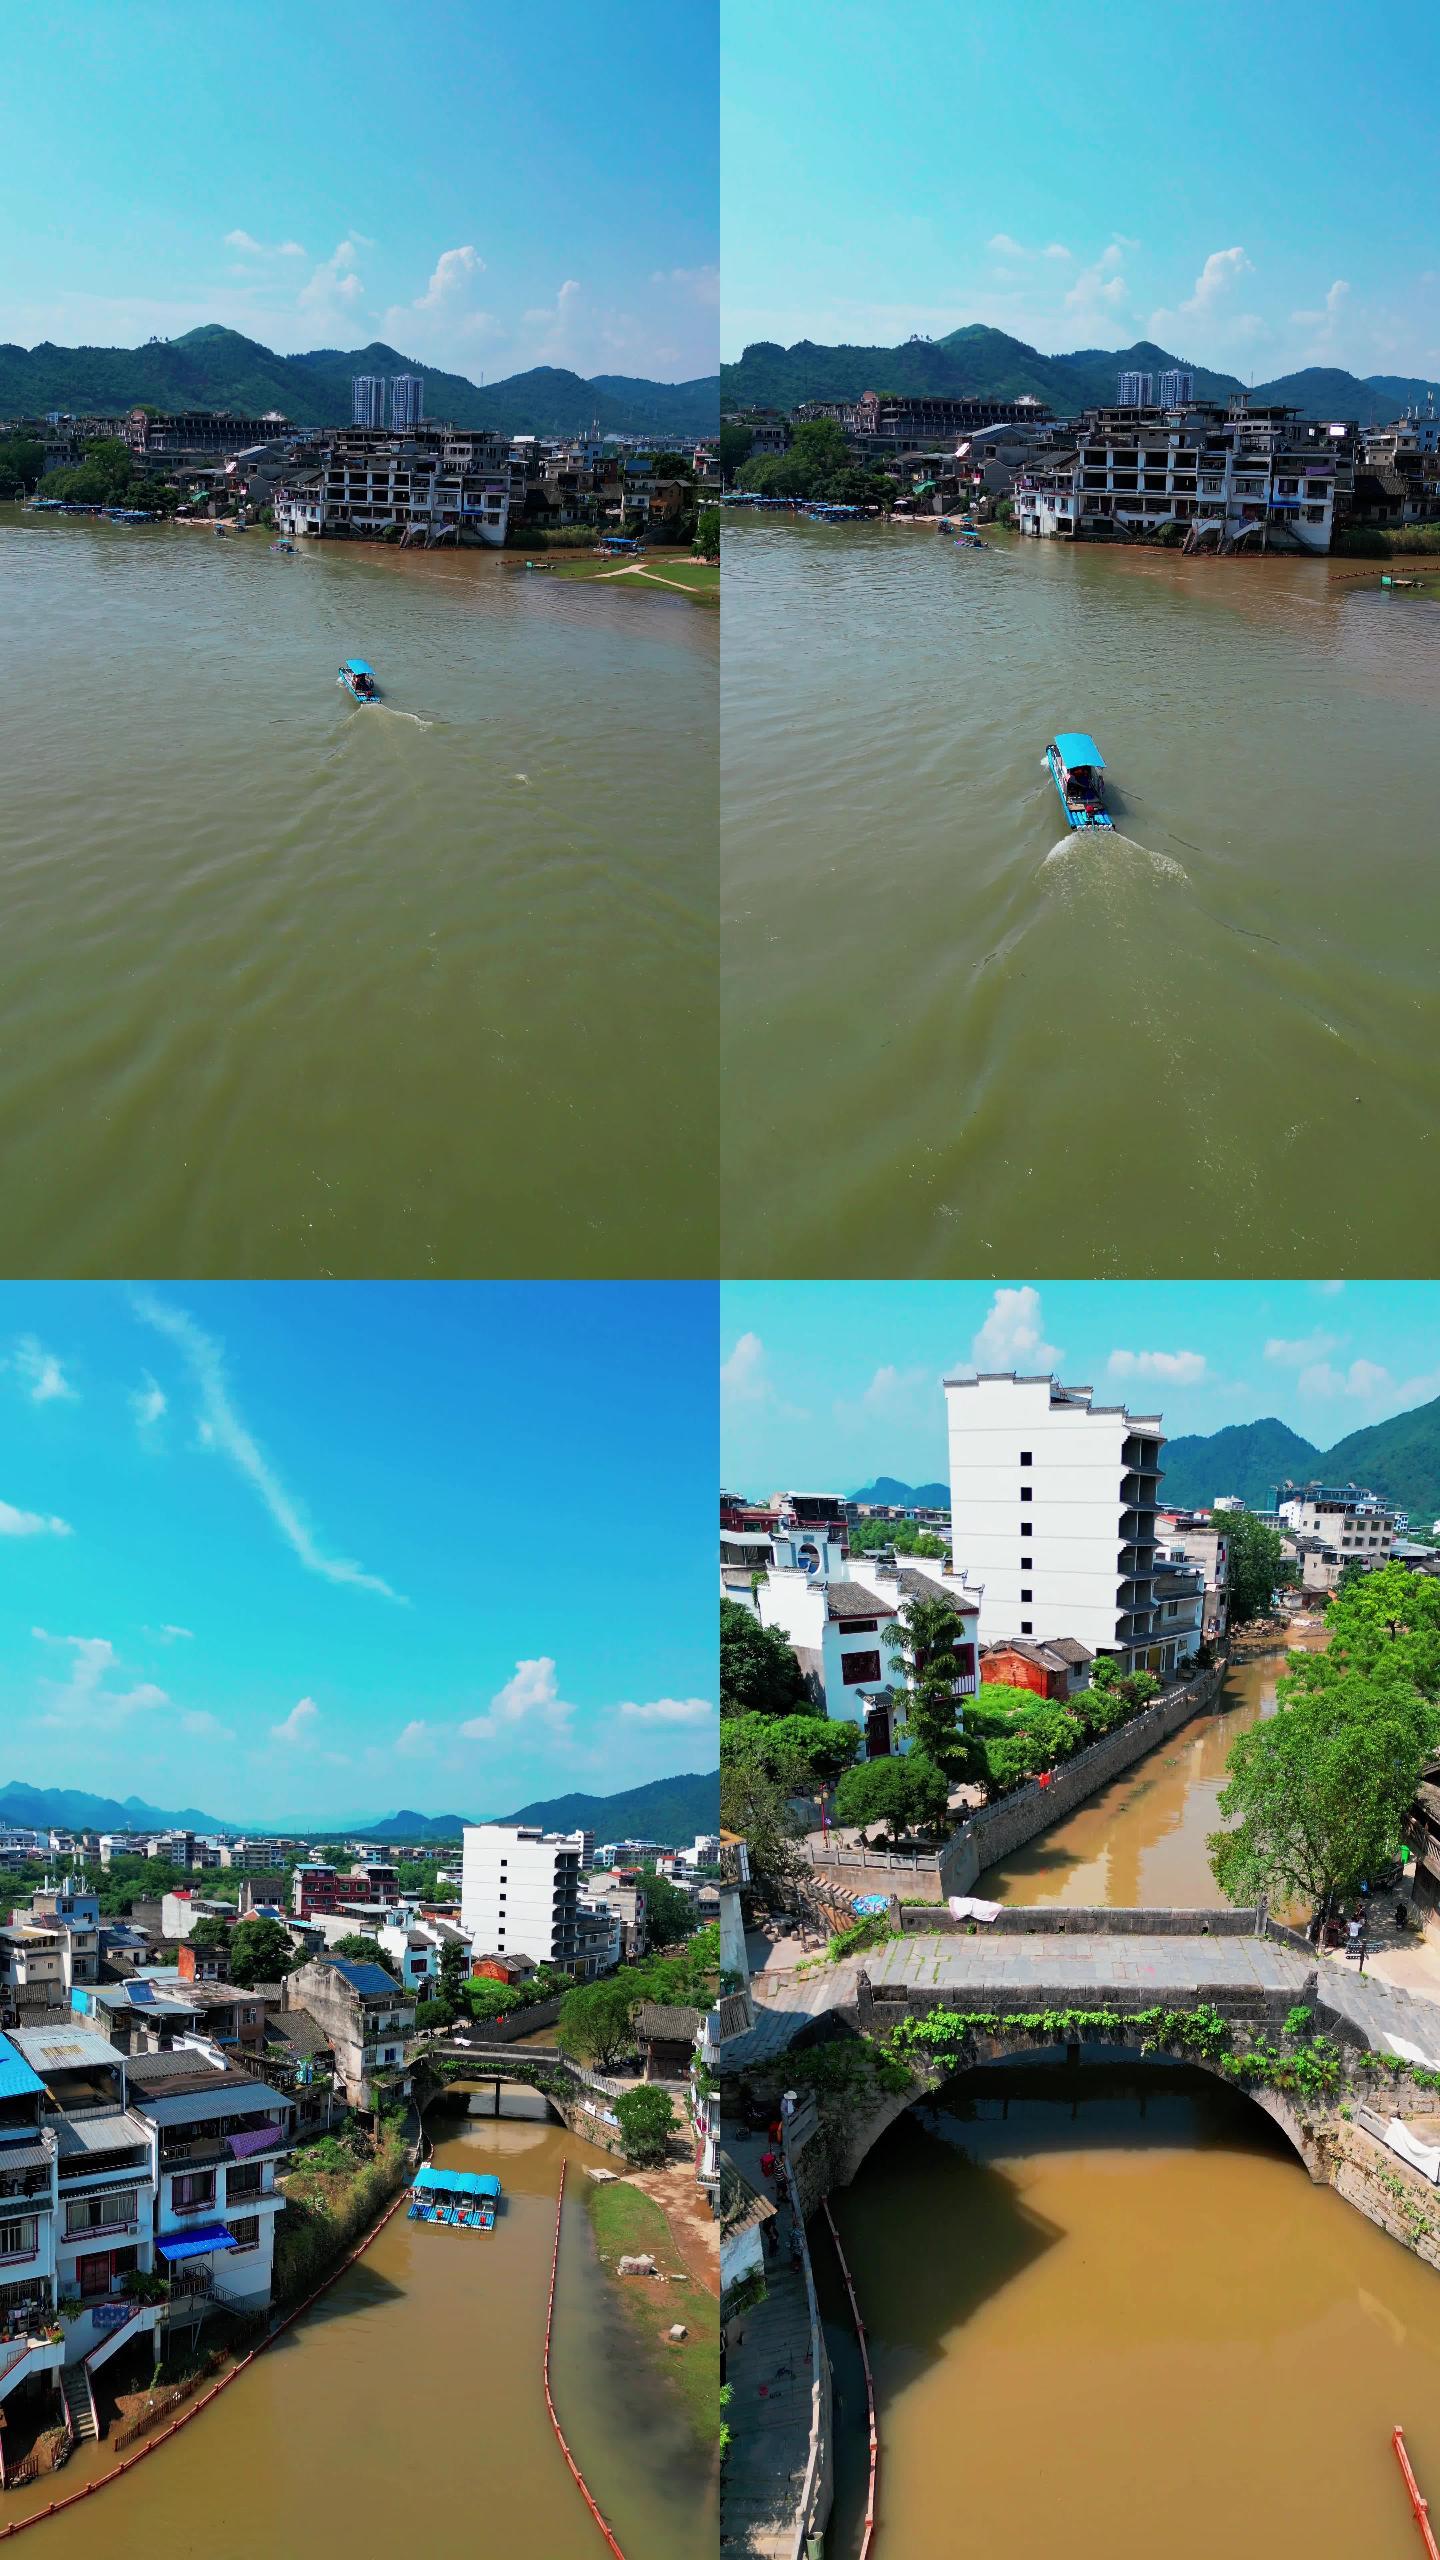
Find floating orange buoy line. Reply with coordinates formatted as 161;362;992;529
542;2165;628;2559
1395;2426;1440;2559
822;2198;879;2560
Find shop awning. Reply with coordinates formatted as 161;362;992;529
156;2224;239;2263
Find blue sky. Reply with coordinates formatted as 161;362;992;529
723;0;1440;380
1;1285;717;1824
721;1283;1440;1495
0;2;717;382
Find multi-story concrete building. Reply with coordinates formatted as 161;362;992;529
0;1883;100;2016
1276;1486;1397;1565
850;388;1050;453
389;373;424;430
946;1371;1204;1679
291;1863;343;1920
219;1838;297;1872
744;1530;981;1757
1117;370;1154;406
1014;400;1345;552
274;426;515;547
461;1826;584;1970
1156;1515;1232;1642
352;375;387;427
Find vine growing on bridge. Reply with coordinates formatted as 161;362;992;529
882;2002;1351;2098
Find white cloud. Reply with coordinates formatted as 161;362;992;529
1291;278;1350;350
1108;1348;1209;1386
32;1629;166;1722
392;1719;438;1758
224;229;307;260
1315;1280;1346;1297
1064;242;1130;328
0;1499;72;1538
142;1623;194;1643
970;1287;1060;1374
13;1336;77;1403
182;1710;235;1741
617;1696;714;1724
721;1332;768;1403
459;1655;574;1744
1264;1331;1342;1367
651;265;720;307
988;233;1030;259
132;1293;404;1601
1149;247;1263;359
272;1696;321;1745
1295;1357;1440;1406
298;238;366;319
516;277;584;368
130;1372;167;1429
1044;243;1073;262
860;1363;931;1413
415;244;485;309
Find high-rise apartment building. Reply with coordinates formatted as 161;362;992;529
460;1825;583;1968
352;375;387;427
389;374;424;429
945;1371;1203;1678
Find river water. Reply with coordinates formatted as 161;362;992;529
821;1643;1440;2557
721;518;1440;1276
10;2100;716;2557
0;511;717;1277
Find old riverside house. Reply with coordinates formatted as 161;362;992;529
1012;398;1344;551
0;2021;294;2452
282;1956;415;2110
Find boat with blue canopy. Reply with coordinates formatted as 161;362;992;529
407;2163;501;2230
1044;732;1113;830
339;657;379;703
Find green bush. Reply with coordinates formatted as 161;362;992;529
614;2083;675;2166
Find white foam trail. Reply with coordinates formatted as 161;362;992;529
1043;831;1188;880
513;773;530;784
372;707;433;729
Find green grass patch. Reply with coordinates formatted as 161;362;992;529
585;2179;720;2450
506;553;719;603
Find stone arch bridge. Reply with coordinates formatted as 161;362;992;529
413;2039;628;2153
722;1912;1440;2271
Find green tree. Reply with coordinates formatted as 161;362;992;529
227;1915;300;1988
641;1870;698;1951
719;421;756;481
329;1934;394;1972
614;2083;675;2167
834;1753;948;1844
695;504;721;559
1214;1507;1286;1624
1319;1560;1440;1698
187;1916;232;1957
720;1597;808;1718
414;1997;450;2031
556;1976;639;2071
720;1709;861;1789
848;1518;946;1558
1208;1668;1439;1924
437;1937;470;2018
0;434;45;498
884;1594;971;1777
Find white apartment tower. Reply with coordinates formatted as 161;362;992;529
352;375;387;427
1117;369;1154;406
389;373;425;430
461;1824;583;1969
945;1372;1202;1679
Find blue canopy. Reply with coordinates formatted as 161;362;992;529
343;658;376;676
1053;732;1104;770
157;2223;239;2262
413;2165;501;2198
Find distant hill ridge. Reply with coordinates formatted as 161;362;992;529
850;1476;950;1509
0;324;719;440
722;325;1440;429
1128;1395;1440;1523
0;1766;720;1850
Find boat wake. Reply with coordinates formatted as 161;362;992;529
1043;830;1188;881
371;706;433;729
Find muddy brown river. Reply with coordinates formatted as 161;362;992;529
819;1642;1440;2557
8;2097;715;2556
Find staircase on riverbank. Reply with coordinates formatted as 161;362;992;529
60;2363;97;2443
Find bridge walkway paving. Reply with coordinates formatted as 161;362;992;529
865;1932;1314;2001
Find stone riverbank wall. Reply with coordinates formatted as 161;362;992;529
800;1662;1226;1908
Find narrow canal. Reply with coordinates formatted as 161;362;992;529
7;2096;715;2557
819;1636;1440;2557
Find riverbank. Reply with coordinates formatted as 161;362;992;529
513;553;719;603
585;2159;720;2454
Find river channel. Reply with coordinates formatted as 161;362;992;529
8;2098;716;2557
819;1643;1440;2557
721;517;1440;1277
0;511;717;1278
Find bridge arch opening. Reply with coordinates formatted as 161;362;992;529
426;2076;567;2129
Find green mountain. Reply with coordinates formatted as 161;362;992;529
722;326;1436;427
501;1769;718;1847
1160;1397;1440;1524
0;1781;233;1833
850;1477;950;1508
0;324;718;439
1159;1420;1321;1511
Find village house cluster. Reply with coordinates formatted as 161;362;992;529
725;371;1440;552
8;379;721;549
0;1815;723;2475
